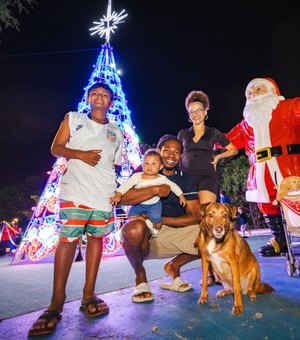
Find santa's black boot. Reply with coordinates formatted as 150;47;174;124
259;214;288;256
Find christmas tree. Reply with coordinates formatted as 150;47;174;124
13;1;142;263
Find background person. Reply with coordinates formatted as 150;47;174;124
15;224;24;246
238;206;251;237
219;190;232;204
8;220;19;254
0;221;10;256
177;90;237;204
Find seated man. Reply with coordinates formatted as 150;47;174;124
120;134;201;302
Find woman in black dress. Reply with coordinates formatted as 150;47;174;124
178;90;237;204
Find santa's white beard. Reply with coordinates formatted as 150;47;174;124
243;94;280;127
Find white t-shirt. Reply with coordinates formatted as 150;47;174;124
117;172;183;205
60;112;123;211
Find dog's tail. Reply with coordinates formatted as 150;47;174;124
257;283;276;294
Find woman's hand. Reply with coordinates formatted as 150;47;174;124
211;155;220;170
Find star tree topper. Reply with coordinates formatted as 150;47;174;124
89;0;128;43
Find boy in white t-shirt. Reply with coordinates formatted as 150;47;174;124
111;149;186;233
29;82;123;337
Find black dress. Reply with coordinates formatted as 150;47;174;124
177;126;230;195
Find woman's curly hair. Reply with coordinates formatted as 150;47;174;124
185;90;210;111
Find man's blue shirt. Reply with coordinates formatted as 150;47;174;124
161;170;198;217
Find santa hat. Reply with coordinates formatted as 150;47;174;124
245;78;285;100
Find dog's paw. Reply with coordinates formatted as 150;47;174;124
216;289;232;297
232;305;243;315
247;291;257;302
198;295;208;305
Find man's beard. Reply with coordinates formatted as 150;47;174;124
243;94;280;127
162;160;178;171
163;163;176;171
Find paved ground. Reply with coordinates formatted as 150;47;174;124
1;231;300;339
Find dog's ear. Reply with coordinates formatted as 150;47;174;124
276;182;288;202
199;203;211;217
224;203;237;219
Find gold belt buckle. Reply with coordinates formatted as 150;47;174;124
256;147;272;162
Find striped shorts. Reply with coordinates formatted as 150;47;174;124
59;200;114;243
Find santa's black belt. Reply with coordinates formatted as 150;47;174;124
249;144;300;164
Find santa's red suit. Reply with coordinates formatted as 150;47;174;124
226;78;300;256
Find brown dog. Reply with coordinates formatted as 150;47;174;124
198;203;275;315
275;176;300;203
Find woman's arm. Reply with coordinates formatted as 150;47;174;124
211;142;238;169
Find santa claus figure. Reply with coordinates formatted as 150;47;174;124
226;77;300;256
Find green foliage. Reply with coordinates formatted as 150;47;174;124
0;175;42;227
139;142;155;155
0;0;37;33
218;154;248;206
217;153;265;229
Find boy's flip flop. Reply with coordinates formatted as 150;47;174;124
28;309;62;337
159;276;193;292
79;297;109;318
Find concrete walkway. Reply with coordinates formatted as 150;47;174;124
1;232;300;339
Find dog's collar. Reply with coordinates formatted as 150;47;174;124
214;236;225;244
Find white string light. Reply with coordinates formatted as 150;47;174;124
89;0;127;43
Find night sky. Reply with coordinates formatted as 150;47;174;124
1;1;300;186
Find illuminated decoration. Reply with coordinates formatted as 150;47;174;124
12;0;142;263
89;0;127;44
